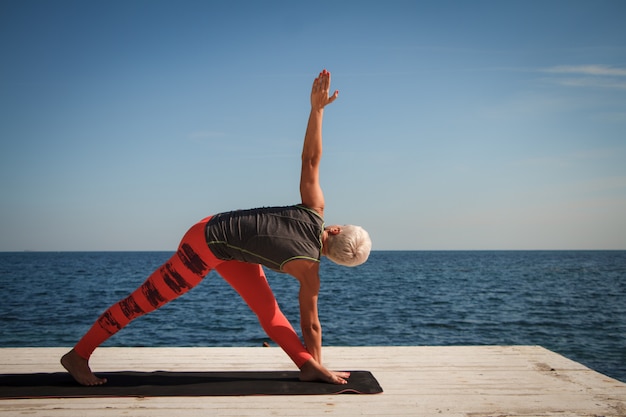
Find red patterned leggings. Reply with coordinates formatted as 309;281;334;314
73;216;313;368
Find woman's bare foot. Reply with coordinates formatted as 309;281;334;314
60;349;107;386
299;358;350;385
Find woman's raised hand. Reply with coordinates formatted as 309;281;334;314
311;69;339;110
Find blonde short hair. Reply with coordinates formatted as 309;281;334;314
325;225;372;267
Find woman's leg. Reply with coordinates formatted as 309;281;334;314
62;217;217;385
73;249;209;359
215;261;313;368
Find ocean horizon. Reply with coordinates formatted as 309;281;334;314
1;250;624;383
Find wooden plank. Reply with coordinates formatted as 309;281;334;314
1;346;625;416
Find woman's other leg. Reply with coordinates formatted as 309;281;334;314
62;218;215;385
215;261;313;368
73;247;209;359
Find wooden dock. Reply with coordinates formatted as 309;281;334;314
1;346;625;416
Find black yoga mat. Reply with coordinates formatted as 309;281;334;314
0;370;383;398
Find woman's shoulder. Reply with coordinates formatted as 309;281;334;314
294;204;323;219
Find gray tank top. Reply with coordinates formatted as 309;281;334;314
205;205;324;271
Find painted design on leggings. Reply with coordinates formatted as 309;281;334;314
141;279;166;308
178;243;208;276
119;296;145;321
97;311;121;335
161;263;193;294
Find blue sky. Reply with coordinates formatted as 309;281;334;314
1;0;625;251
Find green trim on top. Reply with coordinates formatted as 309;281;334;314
207;204;325;272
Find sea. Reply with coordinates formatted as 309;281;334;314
1;250;624;383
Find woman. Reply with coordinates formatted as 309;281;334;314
61;69;372;386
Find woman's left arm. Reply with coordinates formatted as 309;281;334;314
284;259;350;384
299;273;322;363
283;260;322;363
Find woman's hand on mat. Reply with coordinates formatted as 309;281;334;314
299;358;350;385
310;69;338;110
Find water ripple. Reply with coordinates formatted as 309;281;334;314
0;250;624;382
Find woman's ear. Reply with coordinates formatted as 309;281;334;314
327;226;341;235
